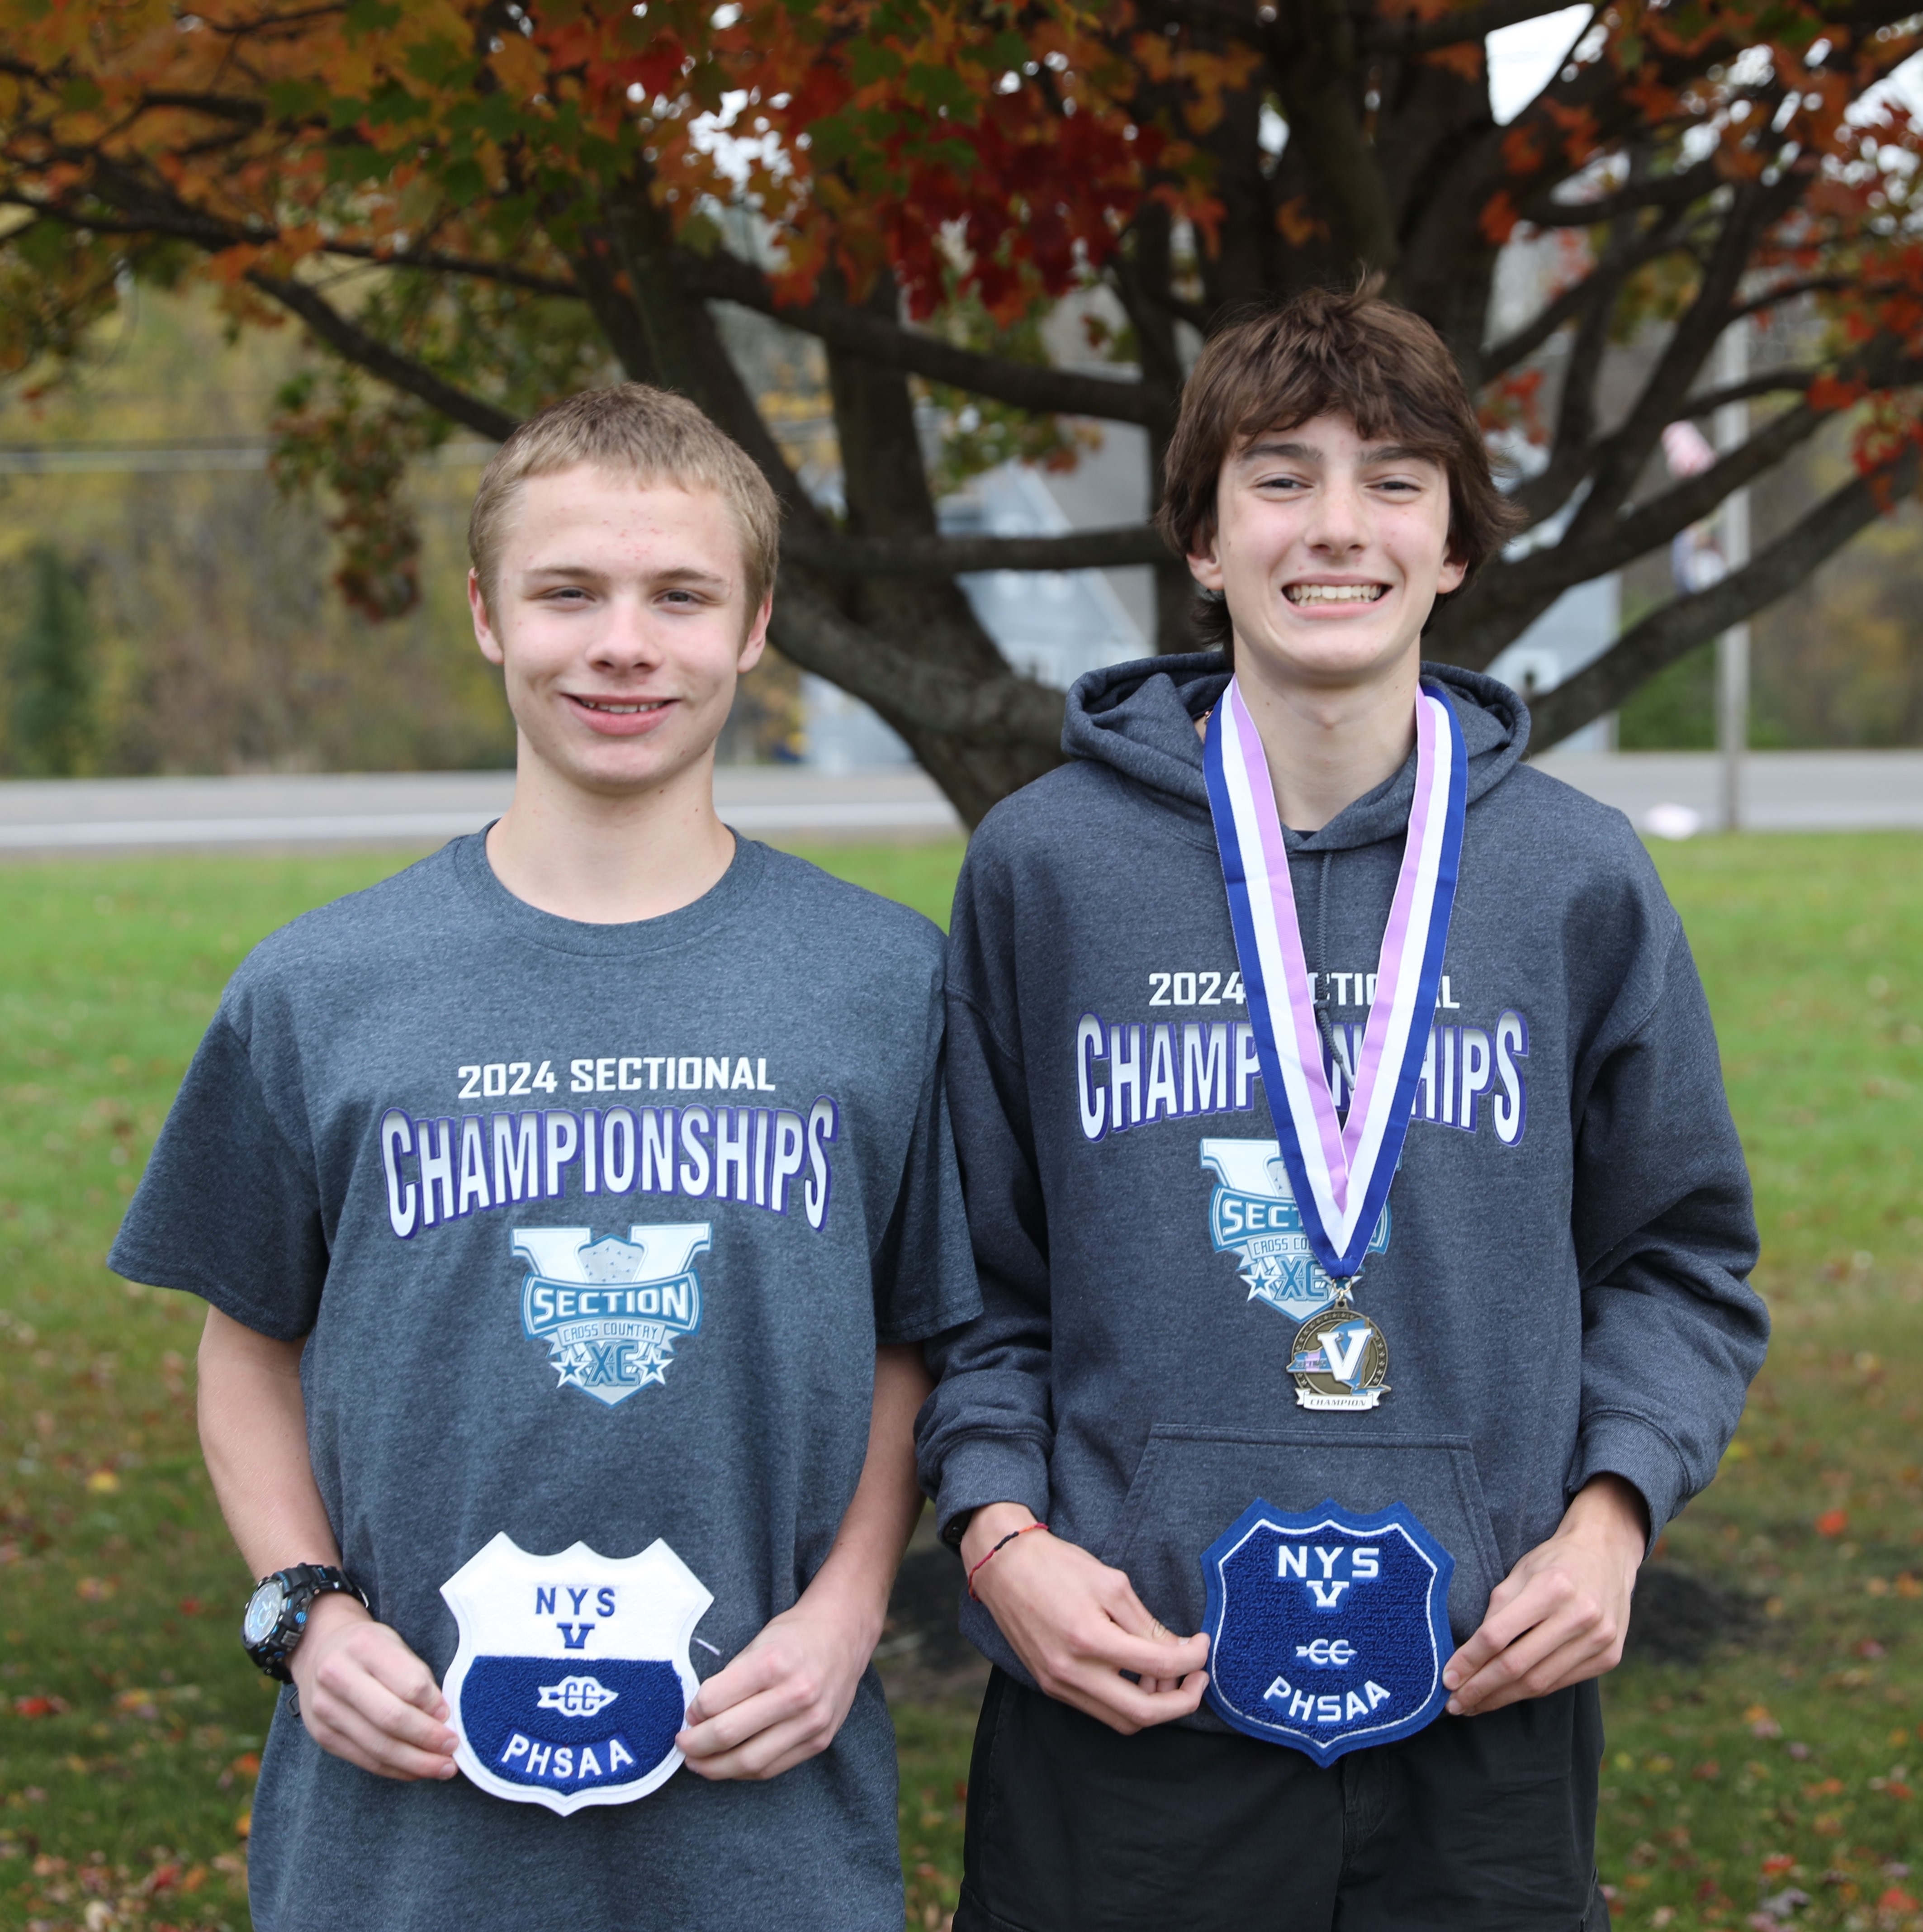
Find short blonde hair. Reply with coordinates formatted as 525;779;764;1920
468;383;782;616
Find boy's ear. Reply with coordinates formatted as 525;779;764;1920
1437;552;1468;597
737;592;772;673
1186;538;1226;595
469;569;506;666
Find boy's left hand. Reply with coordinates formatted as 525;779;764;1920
1442;1474;1648;1717
675;1593;878;1781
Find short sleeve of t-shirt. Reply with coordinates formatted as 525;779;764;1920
869;1040;976;1347
109;1005;327;1341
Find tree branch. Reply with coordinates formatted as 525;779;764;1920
1564;180;1788;541
1442;396;1825;665
1523;156;1725;228
1479;219;1692;379
679;252;1174;428
313;239;580;298
1529;444;1923;748
1267;0;1397;269
246;270;519;441
782;522;1172;578
1363;0;1577;55
769;576;1065;750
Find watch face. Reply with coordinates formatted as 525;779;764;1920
243;1580;285;1649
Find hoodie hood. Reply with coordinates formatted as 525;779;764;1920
1061;650;1530;852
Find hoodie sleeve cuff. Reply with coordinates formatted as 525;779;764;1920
1568;1410;1690;1555
932;1435;1052;1548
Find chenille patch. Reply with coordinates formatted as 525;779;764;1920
1199;1497;1454;1766
441;1532;714;1815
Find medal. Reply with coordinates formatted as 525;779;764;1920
1203;678;1467;1403
1285;1287;1390;1410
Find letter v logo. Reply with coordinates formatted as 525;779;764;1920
1323;1322;1371;1386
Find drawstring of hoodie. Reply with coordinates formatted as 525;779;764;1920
1309;849;1346;1125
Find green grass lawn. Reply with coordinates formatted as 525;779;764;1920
1;833;1918;1932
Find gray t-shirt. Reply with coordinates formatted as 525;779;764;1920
109;832;979;1932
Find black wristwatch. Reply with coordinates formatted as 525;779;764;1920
241;1564;368;1682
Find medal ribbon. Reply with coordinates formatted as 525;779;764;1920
1203;678;1467;1278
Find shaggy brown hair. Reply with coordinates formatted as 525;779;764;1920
1156;287;1524;658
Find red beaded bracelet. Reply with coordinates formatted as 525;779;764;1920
966;1521;1048;1600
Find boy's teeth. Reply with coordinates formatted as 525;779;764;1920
1286;584;1386;604
580;698;660;713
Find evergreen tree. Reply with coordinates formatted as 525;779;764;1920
7;544;95;777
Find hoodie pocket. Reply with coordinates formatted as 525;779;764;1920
1096;1425;1506;1646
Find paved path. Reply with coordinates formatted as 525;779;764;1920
1534;750;1923;832
0;768;962;855
0;753;1916;856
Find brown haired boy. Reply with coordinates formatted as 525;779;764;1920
917;288;1764;1929
110;384;979;1931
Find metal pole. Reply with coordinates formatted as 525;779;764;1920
1714;323;1751;832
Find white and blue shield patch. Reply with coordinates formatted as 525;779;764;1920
514;1225;710;1407
1200;1498;1454;1766
441;1532;713;1815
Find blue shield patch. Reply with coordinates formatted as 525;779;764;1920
1200;1498;1454;1766
441;1532;713;1815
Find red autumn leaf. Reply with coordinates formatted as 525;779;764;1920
1808;375;1865;413
1815;1509;1848;1537
1480;190;1520;246
1423;42;1483;83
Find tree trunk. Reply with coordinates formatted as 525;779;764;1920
822;275;1062;823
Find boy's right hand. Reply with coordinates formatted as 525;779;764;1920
288;1593;459;1782
960;1505;1208;1735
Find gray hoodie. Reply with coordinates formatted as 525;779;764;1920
917;653;1766;1704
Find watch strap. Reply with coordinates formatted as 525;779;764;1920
245;1564;367;1682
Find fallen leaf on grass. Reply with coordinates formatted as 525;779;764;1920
84;1470;118;1495
13;1695;67;1718
76;1576;114;1602
235;1813;250;1839
1816;1510;1849;1538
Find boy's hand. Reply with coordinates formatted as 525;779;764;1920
676;1592;877;1781
962;1505;1208;1736
1443;1475;1648;1717
288;1592;459;1782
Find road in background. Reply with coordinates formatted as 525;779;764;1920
1535;750;1923;832
0;767;960;855
0;752;1917;856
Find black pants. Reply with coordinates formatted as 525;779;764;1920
955;1669;1610;1932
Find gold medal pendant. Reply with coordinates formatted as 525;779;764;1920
1287;1287;1390;1411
